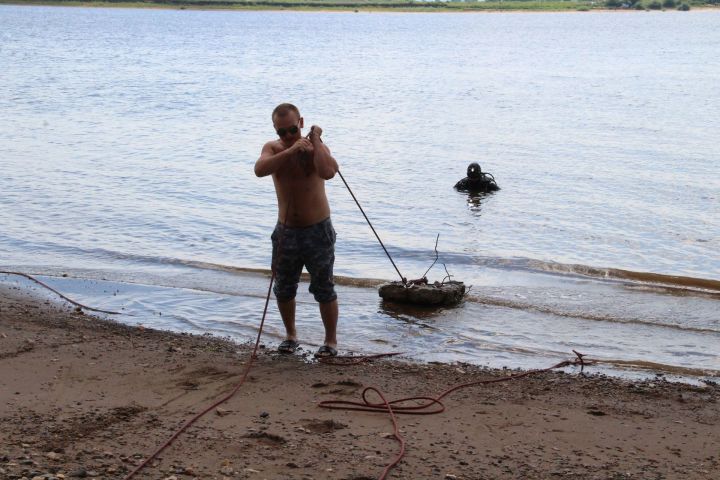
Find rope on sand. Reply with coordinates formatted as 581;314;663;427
318;350;592;480
122;269;277;480
123;200;293;479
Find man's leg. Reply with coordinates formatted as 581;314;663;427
271;224;302;352
277;298;297;341
305;218;338;356
318;299;338;349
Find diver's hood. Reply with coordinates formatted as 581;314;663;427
467;163;482;179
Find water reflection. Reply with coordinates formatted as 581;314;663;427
464;192;493;215
379;300;448;327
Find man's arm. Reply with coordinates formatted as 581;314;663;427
309;126;339;180
254;139;311;177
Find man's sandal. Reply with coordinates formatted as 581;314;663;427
314;345;338;358
278;339;300;354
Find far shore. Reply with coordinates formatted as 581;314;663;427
3;0;720;13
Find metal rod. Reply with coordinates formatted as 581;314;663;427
337;170;406;284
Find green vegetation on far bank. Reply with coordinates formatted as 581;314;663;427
3;0;718;11
604;0;704;10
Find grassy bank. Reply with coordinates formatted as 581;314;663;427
3;0;717;12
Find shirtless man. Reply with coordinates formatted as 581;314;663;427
254;103;340;358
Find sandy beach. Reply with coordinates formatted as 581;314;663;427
1;283;718;480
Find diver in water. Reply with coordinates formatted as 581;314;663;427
454;163;499;193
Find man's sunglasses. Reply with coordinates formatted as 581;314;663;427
276;124;299;137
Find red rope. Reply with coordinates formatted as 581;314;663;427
0;270;123;315
123;201;292;479
122;269;276;479
363;387;406;480
318;352;589;479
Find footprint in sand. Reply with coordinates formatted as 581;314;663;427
243;431;287;445
311;379;362;396
300;419;347;433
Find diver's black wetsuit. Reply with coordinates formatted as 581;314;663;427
454;163;499;193
454;175;499;193
455;170;500;193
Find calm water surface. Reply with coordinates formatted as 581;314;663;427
1;6;718;380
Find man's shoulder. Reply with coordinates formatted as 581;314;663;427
264;139;285;152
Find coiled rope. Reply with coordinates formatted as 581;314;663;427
318;351;591;480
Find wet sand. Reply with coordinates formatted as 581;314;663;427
1;284;718;480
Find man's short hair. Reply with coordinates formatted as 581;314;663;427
272;103;300;120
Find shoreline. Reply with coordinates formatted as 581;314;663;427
1;284;718;479
3;269;719;382
3;1;719;13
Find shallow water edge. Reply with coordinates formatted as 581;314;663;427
2;268;718;385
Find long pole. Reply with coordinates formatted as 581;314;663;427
336;170;406;285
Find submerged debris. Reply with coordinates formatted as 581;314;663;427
377;234;466;307
378;278;466;307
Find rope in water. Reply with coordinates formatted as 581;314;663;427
0;271;123;315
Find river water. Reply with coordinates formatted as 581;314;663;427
1;6;718;381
